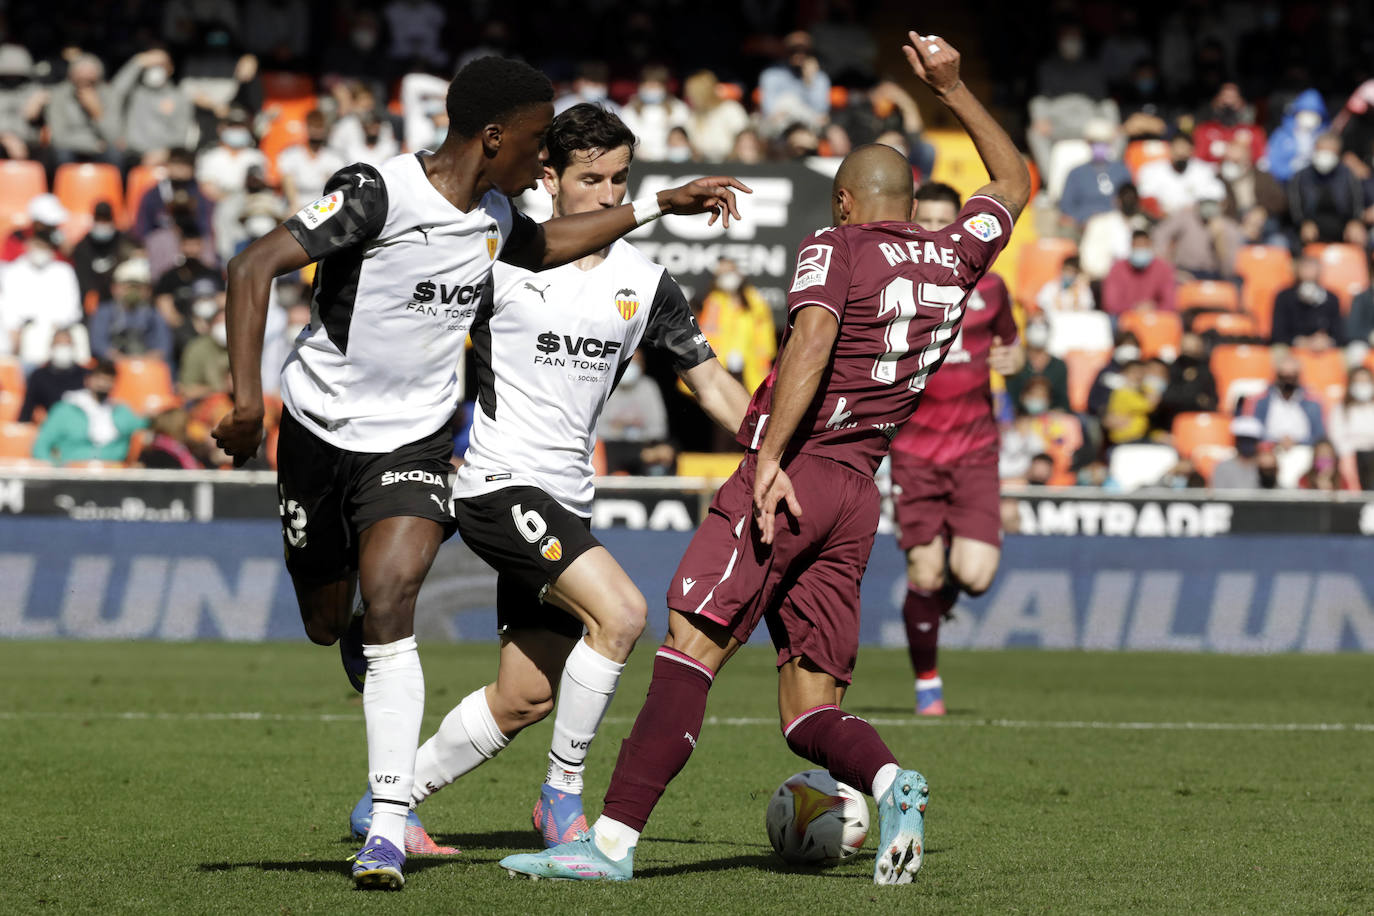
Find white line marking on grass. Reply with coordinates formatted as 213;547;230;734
0;711;1370;733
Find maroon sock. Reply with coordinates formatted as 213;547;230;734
600;647;714;831
903;586;953;680
783;705;900;796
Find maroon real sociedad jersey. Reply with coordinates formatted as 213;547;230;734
737;195;1014;475
890;272;1017;466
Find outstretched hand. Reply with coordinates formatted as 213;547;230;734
902;30;962;95
752;456;802;546
658;176;753;228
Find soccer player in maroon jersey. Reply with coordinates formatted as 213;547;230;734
499;31;1029;886
891;181;1024;716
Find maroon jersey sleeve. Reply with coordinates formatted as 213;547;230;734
938;194;1015;278
785;228;854;324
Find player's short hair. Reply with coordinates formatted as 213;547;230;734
447;56;555;138
1131;228;1152;243
914;181;962;209
545;103;638;176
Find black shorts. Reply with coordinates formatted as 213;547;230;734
452;485;599;639
276;410;458;583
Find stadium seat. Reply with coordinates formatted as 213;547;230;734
1014;237;1077;308
1234;245;1294;339
1123;139;1169;179
261;71;316;104
1046;309;1112;358
1190;310;1257;338
1064;348;1113;413
264;423;280;471
1304;243;1369;313
1210;344;1274;413
1190;444;1236;484
1045;138;1091;203
0;455;45;468
1177;280;1240;312
124;165;161;229
53;163;124;243
1172;411;1233;460
111;357;179;415
1108;442;1179;491
676;451;744;480
1293;347;1347;410
0;159;47;232
0;357;25;423
716;82;744;102
0;421;37;458
260;110;310;181
1118;310;1182;360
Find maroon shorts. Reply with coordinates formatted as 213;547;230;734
890;456;1002;551
666;452;879;684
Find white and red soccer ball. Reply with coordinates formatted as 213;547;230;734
765;769;870;866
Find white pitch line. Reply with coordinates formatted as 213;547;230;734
0;710;1370;733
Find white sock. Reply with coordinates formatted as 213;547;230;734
411;687;509;806
916;675;943;691
546;639;624;793
871;762;901;802
592;815;639;861
362;636;424;850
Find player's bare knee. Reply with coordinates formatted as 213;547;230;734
590;588;646;656
907;563;945;593
302;618;340;646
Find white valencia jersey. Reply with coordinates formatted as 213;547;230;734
279;152;537;452
455;240;714;516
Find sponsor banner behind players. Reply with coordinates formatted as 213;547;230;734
2;517;1372;652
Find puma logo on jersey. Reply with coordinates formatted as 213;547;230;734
681;577;697;594
825;397;856;430
523;281;551;302
353;172;376;187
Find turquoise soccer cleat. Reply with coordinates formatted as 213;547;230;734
350;789;459;855
873;769;929;885
350;835;405;890
500;831;634;881
532;783;590;847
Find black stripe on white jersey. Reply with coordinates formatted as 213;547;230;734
471;281;498;420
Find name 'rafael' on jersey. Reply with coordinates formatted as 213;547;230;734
737;195;1014;475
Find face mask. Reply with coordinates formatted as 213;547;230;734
1090;142;1111;161
88;223;116;243
1216;107;1240;127
1198;200;1221;220
431;126;448;146
1351;380;1374;402
222;126;253;149
582;85;608;102
1022;396;1049;416
1277;376;1300;397
1258;467;1278;488
1171;157;1190;174
1315;455;1336;472
620;362;642;385
1026;325;1050;349
1295;110;1322;132
639;87;666;105
1059;36;1083;60
91;387;111;404
120;289;144;308
716;271;742;293
665;146;692;162
1144;375;1167;394
1236;438;1259;458
192;298;219;320
1220;160;1245;181
1299;281;1326;304
142;66;169;89
1115;344;1140;362
49;345;75;369
27;246;54;267
1128;249;1154;269
1312;150;1339;174
211;323;228;347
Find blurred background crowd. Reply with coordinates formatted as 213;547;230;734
1;0;1374;492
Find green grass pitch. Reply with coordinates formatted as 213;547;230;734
6;642;1373;914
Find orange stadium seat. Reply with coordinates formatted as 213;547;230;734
261;71;317;104
1211;344;1274;413
1015;237;1077;308
716;82;744;102
1119;310;1182;360
1191;310;1257;338
0;421;37;458
1293;347;1348;410
1234;245;1294;339
1064;348;1112;413
53;163;124;243
111;357;179;416
1304;243;1369;313
124;165;161;227
1177;280;1240;312
1123;139;1169;179
0;357;25;423
1172;411;1233;459
0;159;47;232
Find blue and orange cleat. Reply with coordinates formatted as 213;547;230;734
350;789;459;856
350;835;405;889
500;831;634;881
915;676;945;717
532;782;589;848
873;768;929;885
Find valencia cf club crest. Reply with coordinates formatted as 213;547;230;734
615;287;639;320
540;535;563;561
485;224;500;260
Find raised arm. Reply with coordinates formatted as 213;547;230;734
902;32;1030;221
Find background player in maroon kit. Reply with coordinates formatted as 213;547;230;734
891;181;1025;716
499;30;1029;887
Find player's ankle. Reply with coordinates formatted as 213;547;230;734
592;816;639;860
545;758;585;795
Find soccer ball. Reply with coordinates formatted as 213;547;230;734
765;769;870;866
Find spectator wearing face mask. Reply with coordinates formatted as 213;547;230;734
32;358;145;466
999;378;1052;481
620;65;690;162
1035;255;1096;313
664;125;699;163
18;328;88;423
1328;366;1374;487
1300;440;1346;491
132;147;214;243
110;48;194;164
1290;133;1367;246
1346;256;1374;358
1194;83;1267;164
71;201;136;307
694;259;776;394
1059;120;1130;229
1266;90;1328;183
196;108;268;200
1154;332;1218;429
1271;255;1344;349
758;31;832;134
1102;230;1177;315
0;207;82;367
46;52;120;166
1080;183;1147;280
276;110;347;209
328;83;399;166
1152;194;1242;281
598;352;674;474
1025;452;1056;486
2;192;68;262
1251;354;1325;448
1136;131;1225;215
1219;135;1286;233
1005;319;1070;413
213;164;288;263
1211;415;1266;490
1036;24;1106;99
90;258;172;362
682;70;749;163
1088;332;1143;417
154;225;222;355
555;62;622;117
1103;359;1164;445
178;306;230;400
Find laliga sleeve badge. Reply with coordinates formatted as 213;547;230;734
962;213;1002;243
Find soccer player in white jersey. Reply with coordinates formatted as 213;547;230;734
211;57;749;890
347;103;752;850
